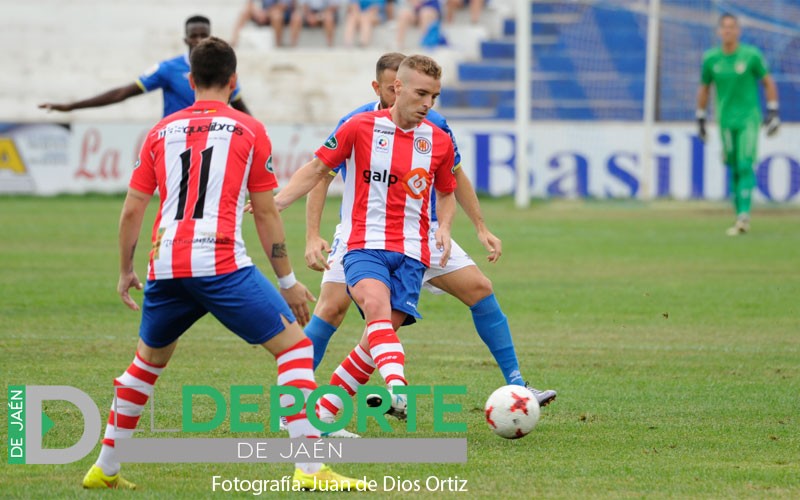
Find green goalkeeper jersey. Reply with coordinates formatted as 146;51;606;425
701;43;768;129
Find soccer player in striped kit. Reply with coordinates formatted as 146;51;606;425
274;54;458;422
299;54;556;427
82;37;364;491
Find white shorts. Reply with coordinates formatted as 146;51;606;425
321;222;476;294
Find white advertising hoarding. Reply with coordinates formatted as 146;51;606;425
2;121;798;203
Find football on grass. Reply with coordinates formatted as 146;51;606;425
484;385;541;439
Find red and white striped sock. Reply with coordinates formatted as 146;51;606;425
275;337;321;474
96;352;165;476
317;344;376;419
366;320;407;387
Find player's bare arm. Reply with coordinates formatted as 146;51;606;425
117;188;152;311
304;173;336;271
39;83;143;112
434;189;456;268
250;190;316;326
274;157;331;210
453;167;502;262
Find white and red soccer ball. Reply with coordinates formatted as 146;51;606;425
484;385;541;439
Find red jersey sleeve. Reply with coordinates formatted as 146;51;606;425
433;137;457;194
247;122;279;193
314;115;360;169
129;130;158;194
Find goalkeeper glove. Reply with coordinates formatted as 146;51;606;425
696;110;707;143
764;101;780;136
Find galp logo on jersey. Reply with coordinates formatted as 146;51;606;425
362;169;398;186
414;137;432;155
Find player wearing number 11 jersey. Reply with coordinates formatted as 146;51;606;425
82;37;365;492
132;97;270;279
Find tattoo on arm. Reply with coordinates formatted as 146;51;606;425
271;243;288;258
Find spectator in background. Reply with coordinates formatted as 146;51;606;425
343;0;386;48
445;0;485;24
290;0;341;47
385;0;397;21
39;15;250;117
396;0;444;49
230;0;292;48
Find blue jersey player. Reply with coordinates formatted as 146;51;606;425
275;53;556;434
39;15;249;117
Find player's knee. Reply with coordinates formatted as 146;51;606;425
314;296;350;326
471;274;494;302
357;293;388;319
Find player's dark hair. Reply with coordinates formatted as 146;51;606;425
185;15;211;32
190;37;236;89
399;55;442;81
376;52;406;80
718;13;738;25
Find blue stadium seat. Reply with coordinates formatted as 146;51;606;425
440;1;797;121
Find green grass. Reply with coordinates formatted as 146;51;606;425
1;195;799;498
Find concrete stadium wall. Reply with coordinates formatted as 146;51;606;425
2;0;468;126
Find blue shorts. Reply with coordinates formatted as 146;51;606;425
139;266;295;348
342;249;426;326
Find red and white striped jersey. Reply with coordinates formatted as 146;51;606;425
130;100;277;280
315;109;456;266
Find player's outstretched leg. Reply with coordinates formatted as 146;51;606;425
428;266;557;407
472;294;557;407
316;343;375;438
304;314;339;369
83;350;167;489
304;282;352;369
470;293;525;385
274;337;367;486
364;320;408;419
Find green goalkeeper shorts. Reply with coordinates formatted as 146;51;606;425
720;120;759;168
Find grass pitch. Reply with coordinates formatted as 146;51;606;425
1;195;798;498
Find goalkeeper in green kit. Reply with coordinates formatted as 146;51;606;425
696;13;779;236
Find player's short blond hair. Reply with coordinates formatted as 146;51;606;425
398;55;442;81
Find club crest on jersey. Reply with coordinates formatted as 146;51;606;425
375;136;390;152
266;155;274;173
402;168;431;199
324;135;338;150
414;137;432;155
735;61;746;74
